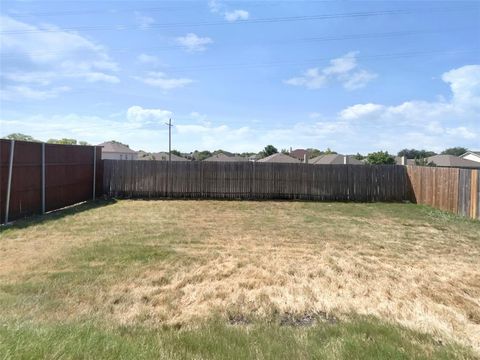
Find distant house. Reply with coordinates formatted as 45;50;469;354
98;141;137;160
426;155;480;168
258;153;300;163
289;149;308;161
395;156;416;166
460;151;480;163
152;152;189;161
203;153;248;162
310;154;363;165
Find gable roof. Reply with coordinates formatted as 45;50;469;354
258;153;300;163
460;151;480;158
152;152;189;161
98;141;136;154
310;154;363;165
289;149;308;160
203;153;247;162
426;155;480;168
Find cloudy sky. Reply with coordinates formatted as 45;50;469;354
0;0;479;153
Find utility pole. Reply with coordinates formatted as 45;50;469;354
165;118;172;162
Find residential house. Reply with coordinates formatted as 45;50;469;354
289;148;308;161
310;154;363;165
395;156;416;166
203;153;248;162
426;155;480;168
151;152;189;161
460;151;480;163
98;141;137;160
257;153;300;163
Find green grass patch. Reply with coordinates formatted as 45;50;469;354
0;317;475;360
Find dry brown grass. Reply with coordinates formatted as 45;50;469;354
1;200;479;352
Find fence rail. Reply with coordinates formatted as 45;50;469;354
103;160;411;202
0;139;103;224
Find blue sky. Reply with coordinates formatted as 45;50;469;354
1;0;479;154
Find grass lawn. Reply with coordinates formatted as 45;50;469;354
0;199;479;359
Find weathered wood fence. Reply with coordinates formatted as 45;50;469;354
103;160;411;202
407;166;479;219
0;140;103;224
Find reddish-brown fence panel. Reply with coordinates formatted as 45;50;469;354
0;140;103;224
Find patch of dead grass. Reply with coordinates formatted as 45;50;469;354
1;200;479;352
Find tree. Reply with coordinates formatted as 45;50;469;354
324;147;337;155
47;138;77;145
3;133;39;142
441;147;468;157
192;150;212;161
353;153;365;160
366;151;395;165
261;145;278;157
280;148;289;154
79;141;89;146
171;149;182;157
307;148;322;159
397;149;436;159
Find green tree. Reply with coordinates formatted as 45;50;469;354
193;150;212;161
324;147;337;155
307;148;322;158
353;153;365;160
441;147;468;157
171;149;182;157
79;141;89;146
47;138;78;145
3;133;39;142
261;145;278;157
366;151;395;165
397;149;436;159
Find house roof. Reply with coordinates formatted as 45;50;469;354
289;149;308;160
203;153;247;162
310;154;363;165
152;152;189;161
426;155;480;168
98;141;136;154
461;151;480;157
258;153;300;163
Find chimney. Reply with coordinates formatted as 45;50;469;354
343;155;347;165
304;154;308;164
402;156;406;166
290;146;292;153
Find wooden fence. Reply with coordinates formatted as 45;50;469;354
103;160;411;202
407;166;479;219
0;140;103;224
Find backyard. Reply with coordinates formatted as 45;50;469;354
0;200;479;359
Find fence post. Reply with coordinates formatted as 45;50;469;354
93;147;96;200
42;143;46;213
4;140;15;224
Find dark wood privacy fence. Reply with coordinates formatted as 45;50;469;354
0;140;103;224
103;160;411;202
407;166;479;219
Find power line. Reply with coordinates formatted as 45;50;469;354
1;7;475;35
0;27;471;60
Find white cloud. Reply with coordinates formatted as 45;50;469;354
284;68;327;89
224;10;249;22
133;72;193;90
285;52;377;91
134;11;154;29
323;51;358;75
126;106;173;124
342;70;378;90
176;33;213;52
208;0;223;13
1;85;70;101
137;53;160;65
340;103;385;120
0;15;119;100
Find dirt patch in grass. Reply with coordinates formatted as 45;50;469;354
1;200;479;353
